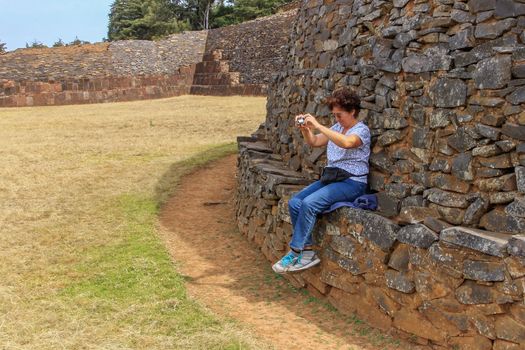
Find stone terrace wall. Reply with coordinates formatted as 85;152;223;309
0;31;207;81
204;9;298;85
0;31;207;107
0;10;296;107
236;0;525;348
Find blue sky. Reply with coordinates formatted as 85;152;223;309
0;0;114;51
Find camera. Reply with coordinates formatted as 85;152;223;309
296;117;305;126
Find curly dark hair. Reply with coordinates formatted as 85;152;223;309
325;88;361;115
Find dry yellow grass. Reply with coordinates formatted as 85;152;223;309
0;95;268;349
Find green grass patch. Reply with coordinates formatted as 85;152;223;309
59;145;258;349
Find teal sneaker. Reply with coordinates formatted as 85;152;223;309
272;250;300;274
287;250;320;272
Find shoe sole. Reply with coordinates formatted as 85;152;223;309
288;258;321;273
272;264;287;274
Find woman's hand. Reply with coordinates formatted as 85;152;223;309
294;114;308;129
303;114;321;129
294;113;329;147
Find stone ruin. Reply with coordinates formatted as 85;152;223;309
0;8;297;107
235;1;525;348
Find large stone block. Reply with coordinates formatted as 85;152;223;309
429;78;467;108
397;224;439;248
495;0;525;18
505;198;525;218
468;0;496;13
414;272;451;300
385;269;415;293
448;128;477;152
480;209;525;234
507;235;525;258
475;55;512;90
451;152;475;182
441;226;510;257
398;206;440;224
463;197;489;225
402;54;451;73
388;244;410;272
507;87;525;105
456;280;498;305
392;309;446;342
474;20;517;40
426;188;470;208
476;173;517;192
495;315;525;344
333;207;399;251
463;260;506;281
329;235;356;259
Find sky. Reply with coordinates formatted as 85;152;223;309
0;0;114;51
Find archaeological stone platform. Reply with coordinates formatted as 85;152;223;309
236;1;525;349
0;8;297;107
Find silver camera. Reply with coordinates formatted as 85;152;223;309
296;117;305;126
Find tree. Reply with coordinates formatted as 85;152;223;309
0;40;6;54
211;0;295;28
107;0;294;38
53;38;65;47
108;0;190;40
25;40;47;49
185;0;216;29
68;36;91;46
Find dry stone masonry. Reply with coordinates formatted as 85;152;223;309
190;49;266;96
236;1;525;348
204;9;298;85
0;10;297;107
0;31;207;107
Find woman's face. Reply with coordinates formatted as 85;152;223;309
332;105;356;127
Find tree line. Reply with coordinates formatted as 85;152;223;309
107;0;295;41
0;0;294;52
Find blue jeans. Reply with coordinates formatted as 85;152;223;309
288;179;367;251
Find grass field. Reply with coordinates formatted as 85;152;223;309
0;96;268;349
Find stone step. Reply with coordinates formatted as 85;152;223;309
202;50;223;62
194;60;230;74
192;72;240;86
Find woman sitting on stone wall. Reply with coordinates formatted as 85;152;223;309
272;87;371;273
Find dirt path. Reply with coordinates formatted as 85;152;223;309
159;155;403;350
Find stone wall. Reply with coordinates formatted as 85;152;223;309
190;50;266;96
0;10;296;107
204;9;298;85
0;31;206;107
0;31;207;81
236;0;525;348
0;67;195;107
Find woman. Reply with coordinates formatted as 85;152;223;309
272;87;371;274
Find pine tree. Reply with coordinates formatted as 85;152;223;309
211;0;295;28
108;0;189;41
0;40;6;54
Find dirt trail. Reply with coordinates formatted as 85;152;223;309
159;155;402;350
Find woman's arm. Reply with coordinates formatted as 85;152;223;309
303;114;363;149
300;127;329;147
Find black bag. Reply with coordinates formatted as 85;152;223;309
320;167;352;184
